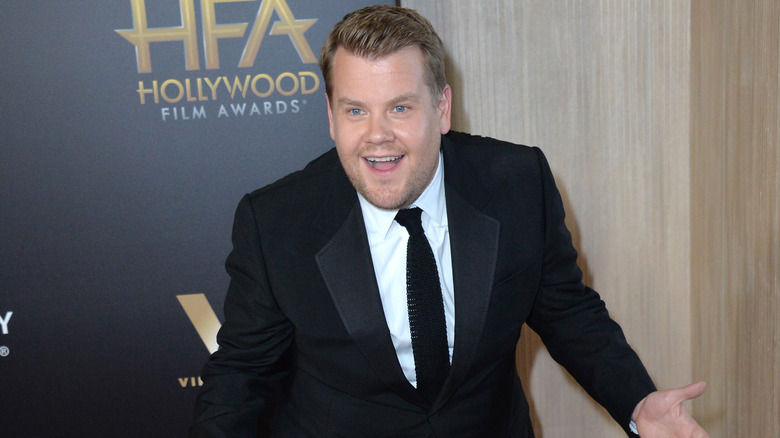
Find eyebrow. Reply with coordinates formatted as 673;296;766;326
387;93;421;107
336;93;422;109
335;97;364;108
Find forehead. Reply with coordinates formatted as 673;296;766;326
329;46;428;100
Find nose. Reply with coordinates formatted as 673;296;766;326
366;113;393;144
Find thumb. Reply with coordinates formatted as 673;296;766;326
675;381;707;402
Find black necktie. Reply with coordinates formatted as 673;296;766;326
394;207;449;404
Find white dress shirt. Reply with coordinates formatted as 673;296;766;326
357;152;454;387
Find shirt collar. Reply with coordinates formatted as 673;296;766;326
358;152;446;239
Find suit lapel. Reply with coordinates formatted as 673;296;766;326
434;141;500;410
312;141;501;410
314;164;423;405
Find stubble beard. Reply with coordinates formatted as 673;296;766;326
346;155;438;211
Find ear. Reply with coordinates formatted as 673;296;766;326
437;84;452;134
326;93;336;141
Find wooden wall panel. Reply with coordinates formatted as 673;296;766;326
691;1;780;436
402;1;693;436
399;1;779;436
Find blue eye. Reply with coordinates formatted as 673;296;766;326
350;108;362;116
394;105;406;112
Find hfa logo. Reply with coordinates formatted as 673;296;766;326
177;294;220;354
114;0;321;120
116;0;318;73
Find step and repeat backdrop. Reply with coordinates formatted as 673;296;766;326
0;1;390;436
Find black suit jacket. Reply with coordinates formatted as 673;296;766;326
191;131;656;437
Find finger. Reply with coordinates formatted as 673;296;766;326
675;381;707;402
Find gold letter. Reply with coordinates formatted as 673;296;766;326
184;78;197;102
201;0;252;69
298;71;319;94
136;80;159;104
251;74;274;98
177;294;221;354
161;79;185;103
275;72;299;96
240;0;317;68
203;77;223;100
116;0;200;73
223;75;252;98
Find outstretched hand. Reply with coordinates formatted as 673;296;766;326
632;382;709;437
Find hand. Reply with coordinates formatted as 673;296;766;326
631;382;709;437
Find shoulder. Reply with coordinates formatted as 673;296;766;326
228;148;348;234
443;131;537;156
245;147;341;208
442;131;549;188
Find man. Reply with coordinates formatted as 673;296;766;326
191;5;707;437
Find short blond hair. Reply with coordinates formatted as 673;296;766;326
319;5;446;101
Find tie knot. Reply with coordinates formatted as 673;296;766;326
395;207;424;236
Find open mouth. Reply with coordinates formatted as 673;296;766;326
365;155;403;171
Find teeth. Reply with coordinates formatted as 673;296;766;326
366;156;401;162
366;155;402;169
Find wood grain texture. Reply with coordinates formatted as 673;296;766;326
400;1;778;436
401;1;693;436
691;1;780;436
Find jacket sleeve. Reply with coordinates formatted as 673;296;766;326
525;147;656;436
190;194;294;437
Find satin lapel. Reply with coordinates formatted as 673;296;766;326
434;143;500;410
314;166;423;405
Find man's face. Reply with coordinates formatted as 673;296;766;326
327;46;451;210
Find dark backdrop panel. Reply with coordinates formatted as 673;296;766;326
0;1;391;436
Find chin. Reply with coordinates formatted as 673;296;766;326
363;190;410;211
366;197;403;211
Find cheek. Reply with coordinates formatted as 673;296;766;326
335;135;362;161
394;119;427;144
332;122;358;153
